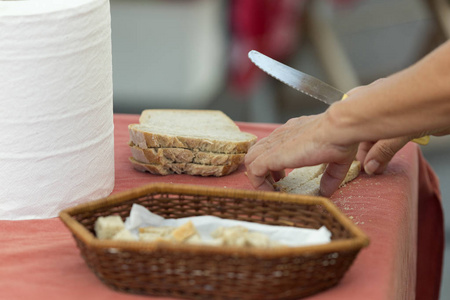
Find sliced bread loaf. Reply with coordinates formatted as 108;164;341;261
128;110;257;153
274;161;361;196
129;143;245;166
129;157;240;177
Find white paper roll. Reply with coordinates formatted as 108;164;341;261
0;0;115;220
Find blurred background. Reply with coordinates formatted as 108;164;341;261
110;0;449;297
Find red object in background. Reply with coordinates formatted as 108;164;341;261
228;0;360;95
229;0;304;94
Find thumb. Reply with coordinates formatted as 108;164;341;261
320;162;352;197
361;137;410;175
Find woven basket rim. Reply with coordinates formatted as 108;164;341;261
59;183;370;257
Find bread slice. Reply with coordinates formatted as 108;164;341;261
275;161;361;196
129;143;245;166
273;164;327;192
128;110;257;153
129;157;240;177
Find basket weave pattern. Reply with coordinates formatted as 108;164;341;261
60;184;369;300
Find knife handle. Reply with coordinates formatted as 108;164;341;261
412;136;430;145
340;94;430;145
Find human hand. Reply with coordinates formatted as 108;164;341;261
244;113;359;197
358;126;450;175
347;80;412;175
348;81;450;175
356;137;410;175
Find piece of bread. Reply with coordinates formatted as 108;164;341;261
128;110;257;153
212;226;249;247
211;226;279;248
273;164;327;191
94;216;125;240
138;226;175;242
138;222;200;243
139;226;175;236
112;228;137;241
171;221;198;242
129;157;240;177
275;161;361;196
129;143;245;166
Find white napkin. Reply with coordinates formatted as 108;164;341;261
125;204;332;247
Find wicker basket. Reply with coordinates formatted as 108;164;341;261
60;183;369;300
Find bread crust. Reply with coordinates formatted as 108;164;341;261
128;124;256;153
129;143;245;165
129;157;240;177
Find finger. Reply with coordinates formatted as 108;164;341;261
245;167;268;190
356;141;376;168
262;173;277;191
431;126;450;136
245;152;272;189
244;142;271;189
246;144;289;189
244;132;285;168
246;157;284;191
320;162;352;197
363;137;410;175
244;137;269;167
259;179;276;191
244;171;275;191
271;170;285;182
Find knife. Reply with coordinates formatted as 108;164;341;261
248;50;429;145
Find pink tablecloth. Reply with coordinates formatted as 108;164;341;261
0;114;443;300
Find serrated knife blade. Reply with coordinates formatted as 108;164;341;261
248;50;347;105
248;49;430;145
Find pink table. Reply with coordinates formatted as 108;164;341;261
0;114;444;300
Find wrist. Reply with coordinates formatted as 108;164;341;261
324;101;359;145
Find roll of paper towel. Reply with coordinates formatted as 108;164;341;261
0;0;115;220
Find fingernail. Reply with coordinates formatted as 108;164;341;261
365;160;380;175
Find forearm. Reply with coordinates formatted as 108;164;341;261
327;41;450;145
